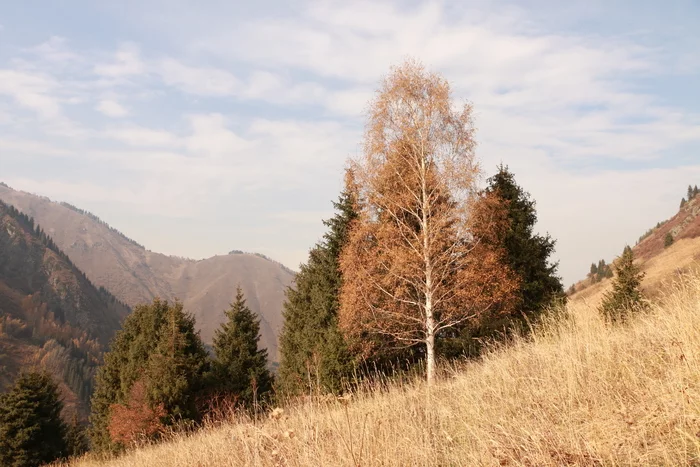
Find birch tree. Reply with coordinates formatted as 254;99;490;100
339;60;518;384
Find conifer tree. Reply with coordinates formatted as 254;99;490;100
211;287;272;408
589;263;598;277
0;372;68;467
90;299;209;451
145;303;209;422
681;197;687;208
278;171;356;395
599;246;646;321
481;165;564;317
694;185;699;198
688;185;694;201
664;232;674;248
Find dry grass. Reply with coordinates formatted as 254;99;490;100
68;274;700;466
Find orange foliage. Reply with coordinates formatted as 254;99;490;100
339;60;518;381
108;381;165;445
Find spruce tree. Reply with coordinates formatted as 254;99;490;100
211;287;272;408
145;303;209;423
483;165;565;315
0;372;68;467
278;172;356;396
681;197;687;208
599;246;646;322
90;299;209;451
688;185;694;201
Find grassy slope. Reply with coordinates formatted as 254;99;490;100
69;266;700;466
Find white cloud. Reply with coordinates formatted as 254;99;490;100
103;125;180;147
94;43;144;77
0;69;61;118
158;58;239;96
96;99;129;117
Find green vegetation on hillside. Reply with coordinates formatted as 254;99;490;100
0;372;69;467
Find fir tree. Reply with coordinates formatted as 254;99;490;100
145;303;209;423
90;299;209;451
599;246;646;322
278;172;356;396
483;165;565;315
211;287;273;408
681;197;687;208
694;185;699;198
688;185;694;201
0;372;68;467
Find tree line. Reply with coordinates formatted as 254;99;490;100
0;288;272;462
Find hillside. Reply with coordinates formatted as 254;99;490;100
0;184;296;360
65;274;700;466
570;193;700;302
0;201;129;413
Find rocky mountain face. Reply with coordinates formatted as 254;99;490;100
0;184;295;361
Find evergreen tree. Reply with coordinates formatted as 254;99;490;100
694;185;699;198
211;287;273;408
681;197;687;208
0;372;68;467
90;299;209;452
483;165;565;315
145;303;209;423
599;246;646;322
589;263;598;276
664;232;674;248
688;185;694;201
278;172;356;396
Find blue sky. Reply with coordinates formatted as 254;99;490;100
1;0;699;285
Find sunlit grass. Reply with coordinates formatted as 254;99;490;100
67;273;700;466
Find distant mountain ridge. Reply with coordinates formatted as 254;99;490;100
0;183;295;361
0;200;129;413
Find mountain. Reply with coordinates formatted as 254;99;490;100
570;192;700;303
0;200;129;413
0;183;295;361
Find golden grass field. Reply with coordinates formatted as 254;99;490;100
66;253;700;466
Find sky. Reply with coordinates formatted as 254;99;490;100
1;0;699;285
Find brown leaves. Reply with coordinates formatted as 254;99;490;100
108;380;166;445
339;59;517;363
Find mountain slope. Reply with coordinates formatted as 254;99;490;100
0;200;129;412
570;194;700;304
0;184;295;360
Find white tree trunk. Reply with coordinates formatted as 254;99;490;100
425;302;436;384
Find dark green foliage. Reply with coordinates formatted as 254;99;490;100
0;372;68;467
483;165;565;315
599;246;646;322
211;287;273;408
688;185;694;202
588;259;613;282
90;299;209;452
664;232;674;248
65;414;89;458
278;183;356;396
